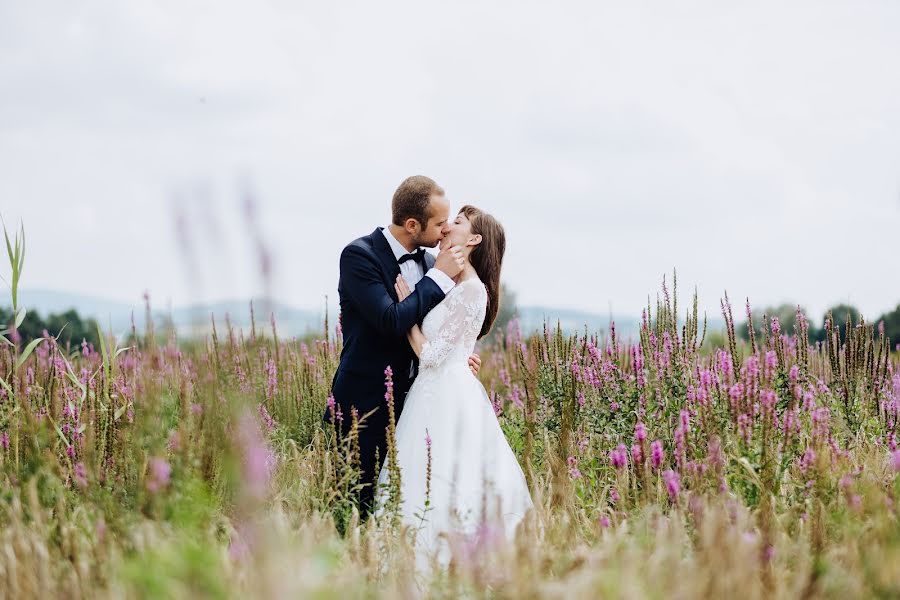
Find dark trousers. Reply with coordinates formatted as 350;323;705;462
326;368;410;517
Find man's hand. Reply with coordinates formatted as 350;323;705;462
468;353;481;376
434;243;465;279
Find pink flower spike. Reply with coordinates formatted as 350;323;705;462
651;440;664;470
663;469;680;502
635;421;647;442
610;444;628;470
146;457;171;493
631;443;643;465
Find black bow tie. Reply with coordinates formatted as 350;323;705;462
398;248;426;267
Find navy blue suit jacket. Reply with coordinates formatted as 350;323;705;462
327;228;448;421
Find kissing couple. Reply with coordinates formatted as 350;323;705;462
324;175;533;567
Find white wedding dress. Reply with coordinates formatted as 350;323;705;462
375;277;533;570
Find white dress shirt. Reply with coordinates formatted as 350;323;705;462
381;227;455;294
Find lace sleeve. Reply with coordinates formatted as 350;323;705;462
419;280;486;369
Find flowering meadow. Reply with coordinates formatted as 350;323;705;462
2;223;900;599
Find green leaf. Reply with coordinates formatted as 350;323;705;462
115;346;132;358
0;375;12;397
114;404;127;421
96;322;109;366
3;222;22;312
14;306;25;329
3;223;15;266
56;351;84;390
735;456;762;489
47;414;70;448
15;337;44;369
18;224;24;273
65;365;84;392
0;335;12;347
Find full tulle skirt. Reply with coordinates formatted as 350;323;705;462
375;361;533;571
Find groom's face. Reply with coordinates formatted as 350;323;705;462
413;194;451;248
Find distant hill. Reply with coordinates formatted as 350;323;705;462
17;289;326;339
513;306;724;338
515;306;640;338
15;289;724;341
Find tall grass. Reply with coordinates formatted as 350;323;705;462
1;220;899;598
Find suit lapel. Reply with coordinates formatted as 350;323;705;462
370;228;401;300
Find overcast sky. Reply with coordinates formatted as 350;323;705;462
2;0;899;323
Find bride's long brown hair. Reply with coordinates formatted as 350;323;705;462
458;205;506;339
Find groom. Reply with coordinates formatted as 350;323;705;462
325;175;481;515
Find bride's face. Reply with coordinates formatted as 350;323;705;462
441;212;482;254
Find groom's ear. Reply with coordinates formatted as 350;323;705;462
404;217;421;234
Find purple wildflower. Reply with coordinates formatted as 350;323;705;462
146;457;171;493
236;410;276;501
258;403;276;432
264;358;277;400
491;392;502;416
610;444;628;470
800;447;816;473
635;421;647;443
680;409;690;433
510;385;523;409
651;440;664;470
631;443;643;466
663;469;680;502
384;366;394;402
74;462;88;488
764;351;777;380
567;455;582;479
738;413;752;445
717;349;733;380
745;355;760;380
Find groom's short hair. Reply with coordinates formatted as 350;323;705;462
392;175;444;228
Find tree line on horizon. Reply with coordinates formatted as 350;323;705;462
0;306;100;351
737;302;900;346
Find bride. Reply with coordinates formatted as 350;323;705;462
375;204;533;569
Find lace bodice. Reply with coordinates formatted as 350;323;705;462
419;278;487;371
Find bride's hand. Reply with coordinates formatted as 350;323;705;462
394;275;412;301
468;353;481;376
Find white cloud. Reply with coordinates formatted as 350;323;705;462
1;0;899;324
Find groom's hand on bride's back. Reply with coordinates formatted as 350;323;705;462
435;244;465;278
